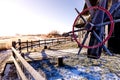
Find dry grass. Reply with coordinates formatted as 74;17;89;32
64;53;120;74
0;40;12;51
1;36;120;77
0;34;72;52
48;41;78;50
0;35;47;51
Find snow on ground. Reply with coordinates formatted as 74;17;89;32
1;48;120;80
30;59;120;80
29;48;120;80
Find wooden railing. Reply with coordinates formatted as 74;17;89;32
10;37;72;80
12;37;71;53
11;47;46;80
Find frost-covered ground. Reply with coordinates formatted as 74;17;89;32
30;52;120;80
1;49;120;80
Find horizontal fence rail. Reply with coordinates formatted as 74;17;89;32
9;37;73;80
11;56;28;80
11;47;46;80
12;37;72;53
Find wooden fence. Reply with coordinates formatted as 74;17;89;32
0;37;72;80
10;37;72;80
11;47;46;80
12;37;71;53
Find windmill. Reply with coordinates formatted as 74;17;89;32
70;0;120;59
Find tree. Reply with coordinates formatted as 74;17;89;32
47;30;61;38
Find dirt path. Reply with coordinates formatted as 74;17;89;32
0;50;12;74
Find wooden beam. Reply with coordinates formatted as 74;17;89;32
11;56;28;80
57;56;64;67
84;0;94;15
11;47;46;80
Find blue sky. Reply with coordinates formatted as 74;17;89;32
0;0;85;36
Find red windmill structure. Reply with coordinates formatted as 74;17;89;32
68;0;120;59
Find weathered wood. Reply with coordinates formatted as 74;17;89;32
18;39;22;53
57;56;64;67
12;41;16;48
11;56;28;80
26;40;29;52
11;47;46;80
13;38;71;53
44;46;47;49
39;40;40;47
31;40;33;50
84;0;94;15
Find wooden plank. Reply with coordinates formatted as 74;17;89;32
11;47;46;80
11;56;28;80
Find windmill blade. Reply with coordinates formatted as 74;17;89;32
78;31;90;55
92;31;112;55
75;8;87;23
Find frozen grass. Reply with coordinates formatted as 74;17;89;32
0;35;48;51
1;39;120;79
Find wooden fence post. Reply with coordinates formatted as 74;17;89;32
12;41;16;58
27;40;29;52
39;40;40;47
58;56;64;67
44;39;47;49
31;40;33;50
12;41;16;48
18;39;22;53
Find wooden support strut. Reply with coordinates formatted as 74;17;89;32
18;39;22;53
31;40;33;50
44;40;47;49
39;40;40;47
11;56;28;80
26;40;29;52
11;47;46;80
